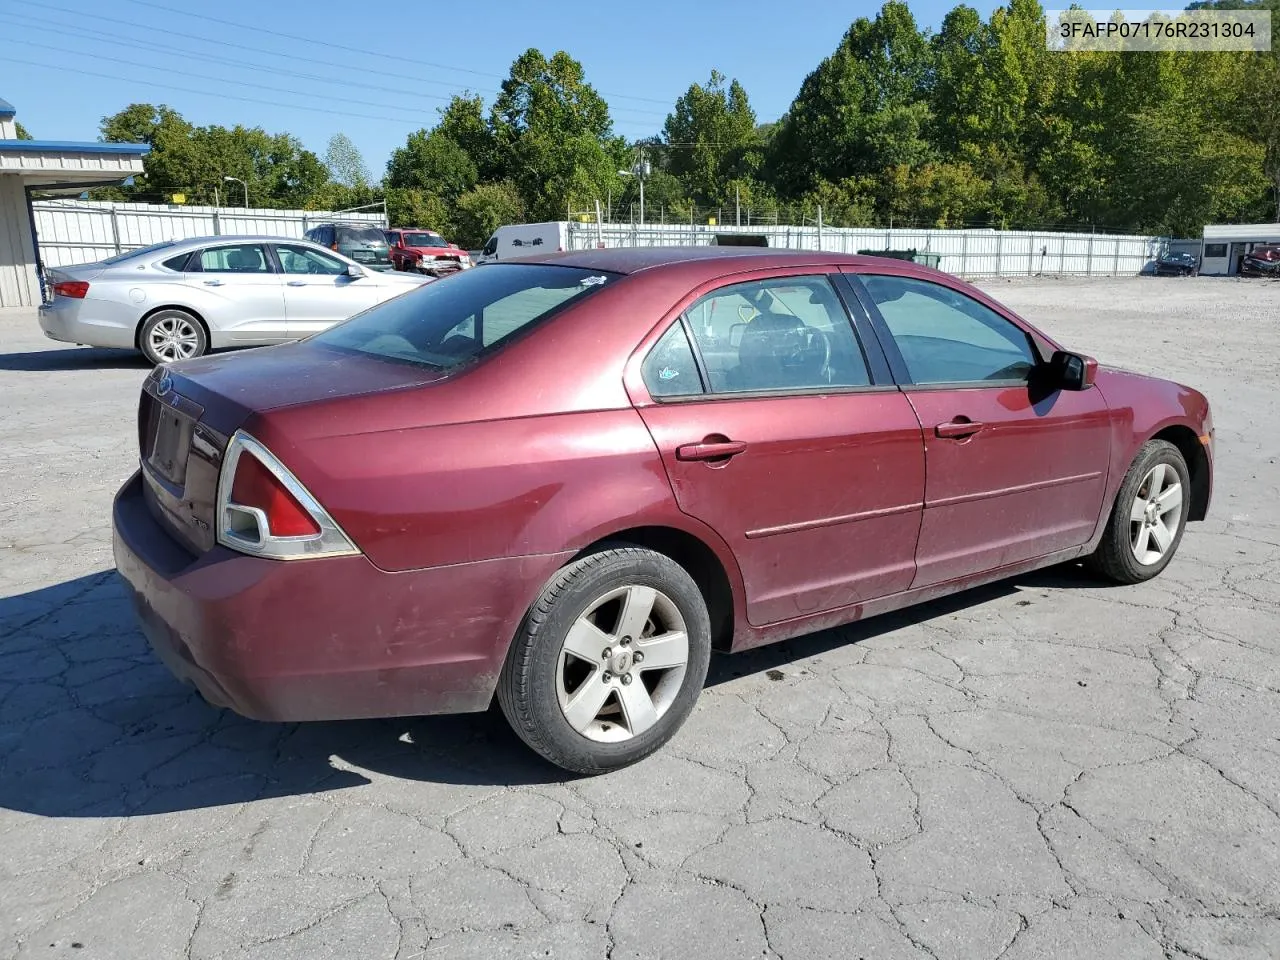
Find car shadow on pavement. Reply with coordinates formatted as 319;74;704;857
0;347;151;372
0;564;1107;817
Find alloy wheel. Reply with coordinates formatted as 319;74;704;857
147;315;201;362
1129;462;1184;565
556;584;689;743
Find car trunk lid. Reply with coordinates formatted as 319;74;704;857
136;342;451;554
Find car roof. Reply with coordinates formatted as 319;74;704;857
510;245;946;281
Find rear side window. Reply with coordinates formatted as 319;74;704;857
102;241;177;265
198;244;272;273
642;323;703;398
313;264;617;369
161;252;192;272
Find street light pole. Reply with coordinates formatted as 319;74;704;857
223;176;247;210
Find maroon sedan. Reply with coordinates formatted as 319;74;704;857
113;249;1214;774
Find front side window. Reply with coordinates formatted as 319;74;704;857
275;244;346;275
861;275;1037;385
313;264;617;369
198;244;271;273
683;276;870;393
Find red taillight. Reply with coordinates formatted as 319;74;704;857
53;280;89;299
230;452;320;537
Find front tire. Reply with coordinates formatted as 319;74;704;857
497;546;712;775
1086;440;1190;584
139;309;208;365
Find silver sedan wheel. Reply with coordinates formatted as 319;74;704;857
147;315;201;362
1130;462;1184;565
556;585;689;743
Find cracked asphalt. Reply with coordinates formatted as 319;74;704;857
1;275;1278;959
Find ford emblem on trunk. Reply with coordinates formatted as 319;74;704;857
156;373;173;398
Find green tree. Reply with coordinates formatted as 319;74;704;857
14;120;32;140
491;49;626;220
662;71;762;204
324;133;370;189
385;128;478;201
452;180;526;247
385;188;453;231
100;103;191;147
767;2;934;197
435;94;500;181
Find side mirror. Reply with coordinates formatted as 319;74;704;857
346;264;365;279
1048;350;1096;391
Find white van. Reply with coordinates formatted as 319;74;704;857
477;222;571;263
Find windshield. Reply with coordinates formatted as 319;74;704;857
102;241;178;265
314;264;617;369
403;232;449;248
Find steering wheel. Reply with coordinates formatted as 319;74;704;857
779;325;832;381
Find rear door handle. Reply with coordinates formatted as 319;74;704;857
202;279;224;286
287;280;307;287
676;440;747;462
935;419;985;439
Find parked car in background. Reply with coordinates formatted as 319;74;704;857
112;247;1213;774
1239;244;1280;277
385;228;472;276
477;222;571;263
39;236;428;364
302;223;393;272
1153;251;1200;276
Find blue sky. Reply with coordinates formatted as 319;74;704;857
1;0;996;176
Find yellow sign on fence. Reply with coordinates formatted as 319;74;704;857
170;193;186;204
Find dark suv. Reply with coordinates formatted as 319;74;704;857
303;223;393;272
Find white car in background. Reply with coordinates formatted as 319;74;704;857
38;235;431;365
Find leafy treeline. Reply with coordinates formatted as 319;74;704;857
98;0;1279;245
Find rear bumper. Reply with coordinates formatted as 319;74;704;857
112;472;571;721
39;298;138;349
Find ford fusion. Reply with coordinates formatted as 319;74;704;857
113;248;1214;774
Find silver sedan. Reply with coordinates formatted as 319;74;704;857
38;235;432;365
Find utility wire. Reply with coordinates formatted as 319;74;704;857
5;38;460;115
7;5;671;121
113;0;675;107
3;55;434;125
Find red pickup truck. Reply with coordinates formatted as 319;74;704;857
384;228;473;277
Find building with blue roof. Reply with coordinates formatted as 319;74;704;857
1;97;150;307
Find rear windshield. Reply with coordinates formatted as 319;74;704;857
403;232;448;248
313;264;617;369
102;241;178;265
340;226;390;245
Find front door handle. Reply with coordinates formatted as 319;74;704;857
202;279;224;286
935;418;985;439
287;280;307;287
676;440;748;462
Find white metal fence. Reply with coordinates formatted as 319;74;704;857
32;199;387;268
31;199;1167;279
566;222;1167;277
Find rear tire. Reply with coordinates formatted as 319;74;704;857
497;545;711;775
1085;440;1190;584
139;309;208;365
